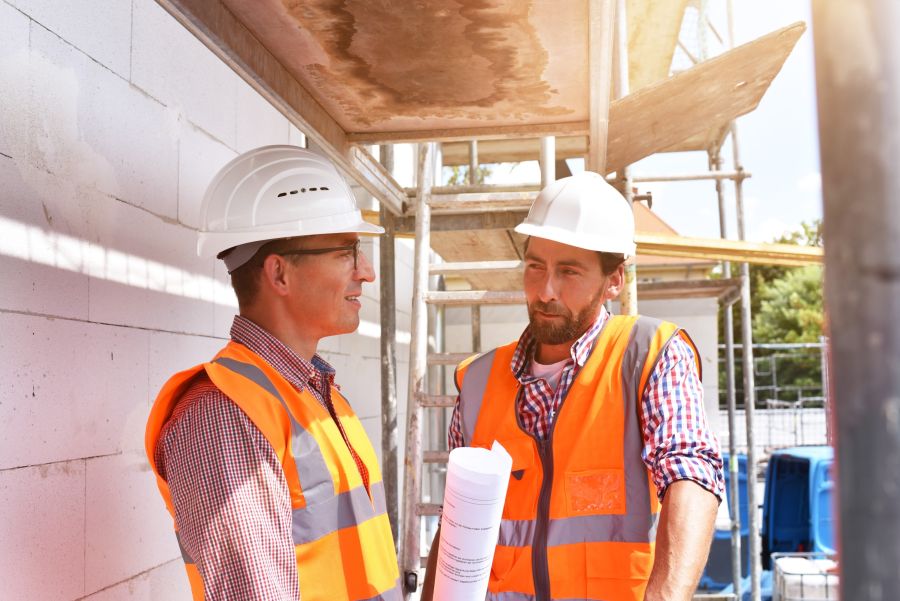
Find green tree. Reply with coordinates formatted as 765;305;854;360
444;165;492;185
753;265;824;344
718;219;825;406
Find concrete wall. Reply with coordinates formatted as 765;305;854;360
0;1;411;598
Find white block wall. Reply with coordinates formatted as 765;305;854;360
0;1;411;598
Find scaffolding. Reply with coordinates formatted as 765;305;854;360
152;1;829;599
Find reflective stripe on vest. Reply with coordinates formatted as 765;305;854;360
213;357;335;506
211;357;394;547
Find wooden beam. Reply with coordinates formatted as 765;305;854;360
588;0;617;172
155;0;406;214
346;121;589;145
635;232;823;266
393;211;528;234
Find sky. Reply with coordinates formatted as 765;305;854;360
483;1;823;243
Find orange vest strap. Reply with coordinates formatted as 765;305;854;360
209;355;335;506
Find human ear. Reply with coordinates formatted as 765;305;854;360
261;254;291;297
603;264;626;300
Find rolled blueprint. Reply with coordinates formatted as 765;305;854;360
433;441;513;601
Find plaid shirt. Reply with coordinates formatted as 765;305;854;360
156;316;368;601
448;308;725;501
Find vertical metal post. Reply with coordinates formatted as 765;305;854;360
540;137;556;187
468;140;478;185
471;305;482;353
613;0;637;315
587;0;616;173
401;142;435;596
819;335;832;445
712;150;742;595
813;2;900;599
725;3;760;598
732;131;760;601
378;144;399;542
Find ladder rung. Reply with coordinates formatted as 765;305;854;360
429;261;523;276
424;450;450;463
417;393;456;408
427;352;471;366
425;290;525;306
416;502;442;517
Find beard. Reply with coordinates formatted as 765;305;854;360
527;288;605;346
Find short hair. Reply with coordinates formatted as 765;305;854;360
229;238;304;308
522;237;625;276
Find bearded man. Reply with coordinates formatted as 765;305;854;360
423;171;724;601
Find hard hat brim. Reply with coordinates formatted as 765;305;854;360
198;215;384;257
514;222;636;257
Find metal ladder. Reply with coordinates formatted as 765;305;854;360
398;141;555;597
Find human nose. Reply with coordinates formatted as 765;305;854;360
537;272;560;303
355;248;376;283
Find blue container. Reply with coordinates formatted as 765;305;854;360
761;445;835;569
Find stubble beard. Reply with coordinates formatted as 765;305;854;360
527;288;605;346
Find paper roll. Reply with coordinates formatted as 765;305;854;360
433;441;513;601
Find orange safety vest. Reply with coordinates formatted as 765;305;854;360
145;341;401;601
455;315;699;601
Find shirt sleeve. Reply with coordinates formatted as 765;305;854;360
158;383;300;601
640;332;726;502
448;397;465;450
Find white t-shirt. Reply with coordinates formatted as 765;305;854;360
529;357;570;393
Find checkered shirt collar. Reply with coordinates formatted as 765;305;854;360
510;306;610;382
230;315;336;393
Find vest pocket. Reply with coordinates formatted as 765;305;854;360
565;468;626;515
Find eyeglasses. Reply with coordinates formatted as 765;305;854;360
277;239;362;270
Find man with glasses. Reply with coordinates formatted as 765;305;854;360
145;146;401;601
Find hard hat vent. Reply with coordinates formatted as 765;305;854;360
276;186;331;198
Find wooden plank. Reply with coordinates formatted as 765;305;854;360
395;211;529;234
636;232;823;266
427;192;536;211
424;290;526;306
416;394;456;408
156;0;406;214
588;0;617;172
429;261;524;275
348;121;589;145
439;23;805;168
626;0;690;91
606;22;806;173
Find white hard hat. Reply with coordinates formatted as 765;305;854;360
197;145;384;264
514;171;636;257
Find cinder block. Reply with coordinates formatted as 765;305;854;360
148;331;227;402
178;124;236;229
131;0;237;147
340;356;382;420
212;260;239;338
82;559;190;601
235;85;290;152
85;197;221;336
25;24;179;218
10;0;132;78
0;314;149;469
0;3;30;159
0;158;91;319
84;453;181;594
0;461;86;600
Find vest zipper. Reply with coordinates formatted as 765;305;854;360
533;438;553;601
